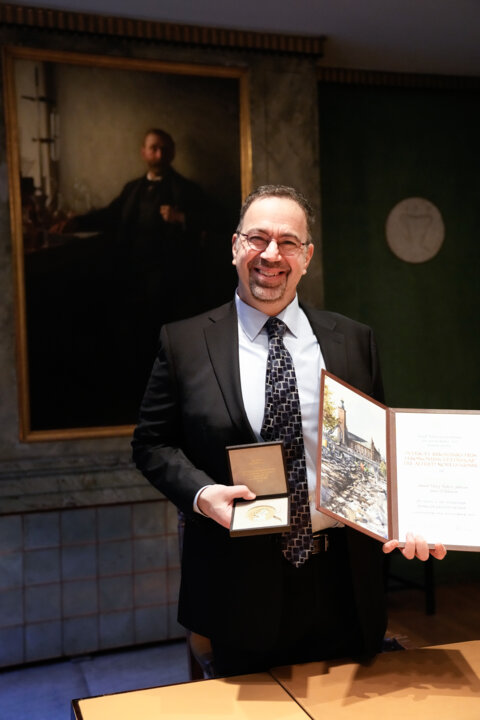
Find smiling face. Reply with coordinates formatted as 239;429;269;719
232;196;314;316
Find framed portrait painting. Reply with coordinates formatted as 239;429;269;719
3;45;251;441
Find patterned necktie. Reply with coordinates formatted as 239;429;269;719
260;317;313;567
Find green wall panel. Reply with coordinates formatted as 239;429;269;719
319;83;480;410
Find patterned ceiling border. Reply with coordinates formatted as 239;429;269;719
317;66;480;90
0;3;326;56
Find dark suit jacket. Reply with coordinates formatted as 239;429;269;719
132;300;387;654
69;167;204;248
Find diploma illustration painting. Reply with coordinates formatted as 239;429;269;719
319;372;388;540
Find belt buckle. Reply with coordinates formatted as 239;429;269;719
312;532;329;554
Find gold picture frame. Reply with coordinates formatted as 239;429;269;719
3;45;252;441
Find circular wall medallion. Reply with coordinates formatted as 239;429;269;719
385;197;445;263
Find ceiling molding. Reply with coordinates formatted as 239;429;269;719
0;3;326;56
317;66;480;89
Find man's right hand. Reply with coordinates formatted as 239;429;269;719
197;484;256;529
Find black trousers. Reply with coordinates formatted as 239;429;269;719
212;528;365;676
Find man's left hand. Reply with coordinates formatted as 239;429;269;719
383;532;447;561
160;205;185;224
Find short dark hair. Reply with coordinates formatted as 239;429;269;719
143;128;175;162
236;185;315;242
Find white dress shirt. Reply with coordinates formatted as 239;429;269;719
235;293;337;532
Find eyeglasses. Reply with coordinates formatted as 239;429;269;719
237;231;308;257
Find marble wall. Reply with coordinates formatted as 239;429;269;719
0;22;323;666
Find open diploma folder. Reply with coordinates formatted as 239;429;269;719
316;370;480;551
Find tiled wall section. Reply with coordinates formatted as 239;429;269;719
0;500;184;667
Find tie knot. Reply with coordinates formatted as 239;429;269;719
265;316;287;339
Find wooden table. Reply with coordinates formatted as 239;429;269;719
272;640;480;719
72;640;480;720
71;671;307;720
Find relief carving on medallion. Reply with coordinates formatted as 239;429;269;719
386;197;444;263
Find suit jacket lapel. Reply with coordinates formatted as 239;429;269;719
302;305;348;379
203;302;347;439
204;301;256;440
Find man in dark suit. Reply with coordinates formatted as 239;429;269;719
62;128;203;252
132;185;446;676
60;127;204;320
53;129;205;419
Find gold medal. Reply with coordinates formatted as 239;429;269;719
247;505;281;523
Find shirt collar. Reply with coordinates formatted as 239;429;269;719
235;292;301;341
